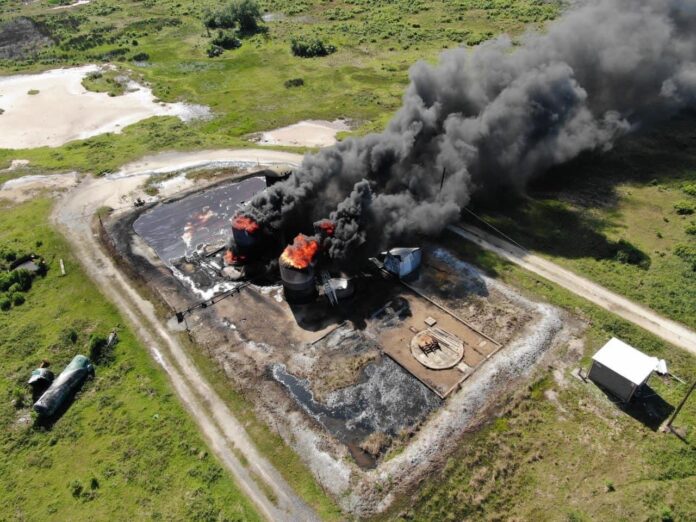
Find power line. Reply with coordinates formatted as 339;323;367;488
461;206;529;253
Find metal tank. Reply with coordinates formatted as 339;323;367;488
33;355;94;417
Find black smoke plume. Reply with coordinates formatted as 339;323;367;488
244;0;696;261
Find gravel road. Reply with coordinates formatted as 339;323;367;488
51;150;316;521
449;224;696;355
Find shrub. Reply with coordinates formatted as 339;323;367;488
203;0;263;36
88;334;108;363
0;248;17;263
674;243;696;270
62;328;79;344
211;31;241;50
284;78;304;88
203;6;237;29
0;296;10;311
132;52;150;62
291;38;336;58
11;387;25;409
206;44;224;58
682;183;696;196
686;223;696;235
674;200;694;215
0;269;32;292
12;292;25;306
613;239;650;269
69;480;83;499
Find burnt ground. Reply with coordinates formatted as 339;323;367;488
102;176;577;515
0;17;53;59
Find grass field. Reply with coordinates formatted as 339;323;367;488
0;198;260;521
3;1;696;521
0;0;559;172
471;112;696;331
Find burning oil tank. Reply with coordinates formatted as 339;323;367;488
226;214;262;266
279;234;319;301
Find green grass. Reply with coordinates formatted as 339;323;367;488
81;68;129;97
0;197;260;521
0;0;560;172
383;234;696;521
467;113;696;332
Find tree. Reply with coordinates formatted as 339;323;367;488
202;5;236;30
202;0;262;35
230;0;262;35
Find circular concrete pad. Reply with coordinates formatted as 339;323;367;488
410;329;464;370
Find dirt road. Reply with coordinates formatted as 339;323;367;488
51;150;316;521
449;224;696;355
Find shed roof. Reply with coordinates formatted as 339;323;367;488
388;247;420;259
592;337;658;385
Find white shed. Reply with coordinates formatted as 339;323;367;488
588;338;663;402
384;247;422;278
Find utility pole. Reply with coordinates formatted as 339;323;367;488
666;379;696;435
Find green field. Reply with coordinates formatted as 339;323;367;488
2;1;696;521
472;112;696;331
0;0;559;172
0;198;260;521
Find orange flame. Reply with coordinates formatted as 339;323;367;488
315;219;336;237
232;214;260;234
280;234;319;270
223;249;245;265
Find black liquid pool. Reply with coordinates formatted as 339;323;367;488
133;176;266;264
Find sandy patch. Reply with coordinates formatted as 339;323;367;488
0;172;78;202
1;159;30;171
113;148;303;178
253;119;351;148
0;65;210;149
51;0;91;10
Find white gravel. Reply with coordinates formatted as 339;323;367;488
253;119;351;148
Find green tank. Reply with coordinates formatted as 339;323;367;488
33;355;94;417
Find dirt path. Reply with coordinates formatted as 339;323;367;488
114;149;304;177
51;150;316;521
449;224;696;355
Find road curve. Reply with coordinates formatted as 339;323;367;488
51;149;316;522
449;224;696;355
